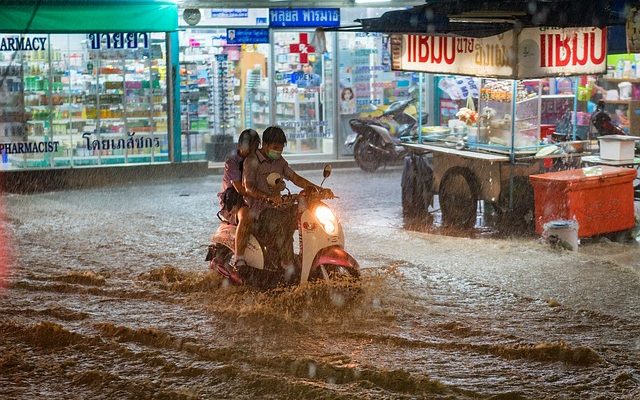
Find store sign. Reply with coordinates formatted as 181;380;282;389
391;31;516;78
0;36;47;51
391;26;606;79
211;9;248;18
0;141;59;154
518;27;607;78
193;8;269;26
88;33;149;50
226;28;269;44
269;8;340;28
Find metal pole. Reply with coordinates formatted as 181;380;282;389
166;31;181;163
332;31;339;159
418;73;423;143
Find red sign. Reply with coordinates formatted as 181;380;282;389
289;32;315;63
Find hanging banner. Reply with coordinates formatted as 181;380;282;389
391;31;516;78
627;7;640;53
391;26;607;79
517;27;607;78
269;8;340;28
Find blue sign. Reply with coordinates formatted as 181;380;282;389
269;8;340;28
211;9;249;19
226;29;269;45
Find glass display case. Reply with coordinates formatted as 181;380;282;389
476;79;542;152
2;33;169;169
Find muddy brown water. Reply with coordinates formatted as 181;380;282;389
1;169;639;399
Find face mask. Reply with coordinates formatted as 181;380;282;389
266;150;282;160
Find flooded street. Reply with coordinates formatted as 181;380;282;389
1;167;639;399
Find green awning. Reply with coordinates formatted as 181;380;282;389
0;1;178;33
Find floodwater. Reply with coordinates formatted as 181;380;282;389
1;167;639;399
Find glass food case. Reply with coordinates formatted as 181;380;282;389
476;79;542;153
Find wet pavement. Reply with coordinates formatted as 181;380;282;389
1;167;639;399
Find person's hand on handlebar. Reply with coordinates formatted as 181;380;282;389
267;193;283;206
321;188;335;199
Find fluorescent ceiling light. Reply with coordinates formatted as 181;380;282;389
355;0;392;4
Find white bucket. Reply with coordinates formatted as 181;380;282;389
543;220;579;251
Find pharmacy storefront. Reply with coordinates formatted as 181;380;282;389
0;1;178;170
179;7;424;161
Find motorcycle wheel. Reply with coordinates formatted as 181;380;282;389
354;136;382;172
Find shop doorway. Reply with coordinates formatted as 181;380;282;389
272;30;335;156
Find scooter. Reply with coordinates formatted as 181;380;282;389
345;97;427;172
205;165;360;288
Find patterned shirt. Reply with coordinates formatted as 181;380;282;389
217;151;244;209
243;149;295;214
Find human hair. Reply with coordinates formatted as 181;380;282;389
341;87;354;100
238;128;260;147
262;126;287;145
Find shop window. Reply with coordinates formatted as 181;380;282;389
179;28;270;161
0;33;169;169
337;32;422;156
273;30;334;156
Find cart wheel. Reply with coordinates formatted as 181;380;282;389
354;135;382;172
492;177;535;232
439;167;479;229
402;154;434;222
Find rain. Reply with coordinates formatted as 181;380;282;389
1;168;639;398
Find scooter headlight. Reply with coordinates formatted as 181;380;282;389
314;205;337;235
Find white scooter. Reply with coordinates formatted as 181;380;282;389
206;165;359;288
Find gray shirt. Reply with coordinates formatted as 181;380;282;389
243;149;295;213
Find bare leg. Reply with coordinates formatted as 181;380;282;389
235;206;252;258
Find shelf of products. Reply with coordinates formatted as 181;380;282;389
5;35;169;168
211;54;241;137
179;60;210;156
598;77;640;135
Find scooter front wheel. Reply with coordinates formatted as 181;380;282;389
314;264;360;282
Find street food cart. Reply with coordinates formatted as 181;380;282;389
391;26;609;229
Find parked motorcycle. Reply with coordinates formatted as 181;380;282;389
345;97;427;172
206;165;360;289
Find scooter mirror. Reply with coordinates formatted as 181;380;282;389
323;164;332;179
321;164;332;187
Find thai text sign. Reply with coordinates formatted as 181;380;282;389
226;28;269;44
269;8;340;28
517;27;607;78
391;31;516;78
391;27;607;79
88;33;149;50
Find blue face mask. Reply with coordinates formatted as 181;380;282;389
266;150;282;160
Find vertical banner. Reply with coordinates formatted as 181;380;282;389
627;7;640;53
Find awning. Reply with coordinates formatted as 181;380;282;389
328;1;628;38
0;0;178;33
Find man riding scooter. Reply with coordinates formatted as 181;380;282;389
232;126;331;271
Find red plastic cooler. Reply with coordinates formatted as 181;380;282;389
529;167;636;238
